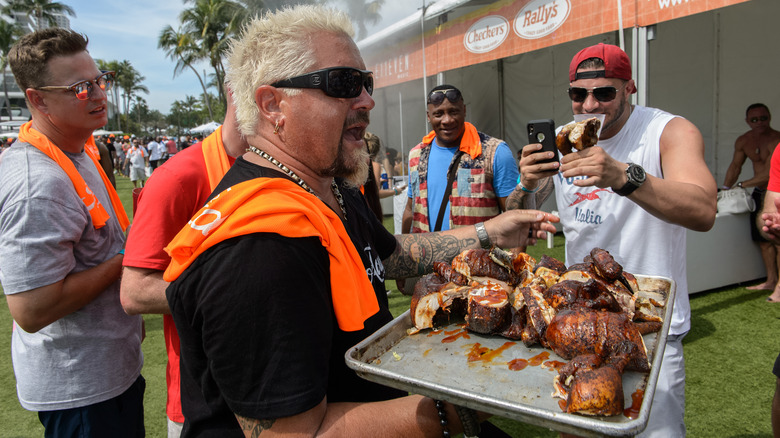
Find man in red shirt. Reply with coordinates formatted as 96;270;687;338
165;136;178;160
120;95;246;437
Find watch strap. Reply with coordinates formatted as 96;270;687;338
614;164;644;196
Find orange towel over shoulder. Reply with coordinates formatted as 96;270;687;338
164;177;379;332
18;121;129;231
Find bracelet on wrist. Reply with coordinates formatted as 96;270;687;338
518;181;539;193
433;399;451;438
474;222;492;249
517;176;539;193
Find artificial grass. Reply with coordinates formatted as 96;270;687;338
0;180;776;436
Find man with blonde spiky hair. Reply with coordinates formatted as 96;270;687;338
165;5;557;437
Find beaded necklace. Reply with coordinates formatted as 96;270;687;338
248;145;347;220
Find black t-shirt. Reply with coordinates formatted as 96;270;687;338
167;157;405;436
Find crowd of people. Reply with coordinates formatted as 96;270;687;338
0;4;776;438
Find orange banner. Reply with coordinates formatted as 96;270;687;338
364;0;751;88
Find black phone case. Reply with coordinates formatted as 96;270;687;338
527;119;558;164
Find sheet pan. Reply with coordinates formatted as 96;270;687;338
346;275;675;437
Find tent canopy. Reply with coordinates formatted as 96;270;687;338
189;121;221;134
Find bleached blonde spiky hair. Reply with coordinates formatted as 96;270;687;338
226;5;355;136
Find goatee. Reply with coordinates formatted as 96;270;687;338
321;110;371;188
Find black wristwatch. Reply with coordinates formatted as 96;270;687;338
614;163;646;196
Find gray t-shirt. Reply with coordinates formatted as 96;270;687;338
0;141;143;411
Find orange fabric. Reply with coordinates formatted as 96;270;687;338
18;121;129;231
163;177;379;332
200;126;230;190
128;145;145;157
422;121;482;159
85;142;99;157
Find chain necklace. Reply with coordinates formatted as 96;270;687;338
248;146;347;220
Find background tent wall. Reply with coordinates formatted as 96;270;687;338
364;0;779;187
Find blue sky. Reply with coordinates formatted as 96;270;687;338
66;0;421;115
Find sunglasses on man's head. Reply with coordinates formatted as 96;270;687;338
749;116;769;123
271;67;373;98
567;85;624;103
37;70;115;101
427;89;462;106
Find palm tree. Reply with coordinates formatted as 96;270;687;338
338;0;385;41
237;0;321;16
95;59;124;131
3;0;76;31
0;20;23;121
180;0;243;105
158;25;214;121
115;60;149;118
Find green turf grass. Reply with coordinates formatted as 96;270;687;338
0;186;775;437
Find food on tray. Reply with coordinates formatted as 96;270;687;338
552;341;637;416
556;117;601;155
409;246;665;417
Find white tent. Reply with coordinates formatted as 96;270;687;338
189;121;221;134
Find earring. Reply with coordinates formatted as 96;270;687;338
273;121;280;135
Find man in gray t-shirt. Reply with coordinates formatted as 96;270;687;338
0;28;144;436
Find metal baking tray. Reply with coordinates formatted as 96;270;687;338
346;275;675;437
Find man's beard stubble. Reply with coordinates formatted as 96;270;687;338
321;110;371;188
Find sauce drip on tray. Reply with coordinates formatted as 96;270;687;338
624;389;644;418
466;341;514;362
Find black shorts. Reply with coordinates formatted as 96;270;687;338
750;188;768;242
38;375;145;437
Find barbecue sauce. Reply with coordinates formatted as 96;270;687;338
623;389;644;418
528;351;550;366
508;358;529;371
441;329;470;343
466;341;514;363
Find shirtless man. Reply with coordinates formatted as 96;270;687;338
723;103;780;290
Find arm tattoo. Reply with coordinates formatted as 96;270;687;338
505;177;554;210
235;414;275;438
384;232;478;278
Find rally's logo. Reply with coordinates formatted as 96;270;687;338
514;0;571;40
568;188;610;206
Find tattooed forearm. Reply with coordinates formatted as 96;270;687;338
505;177;554;210
235;414;275;438
384;232;478;278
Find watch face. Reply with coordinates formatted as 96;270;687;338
628;164;646;183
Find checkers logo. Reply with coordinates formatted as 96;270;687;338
463;15;509;54
514;0;571;40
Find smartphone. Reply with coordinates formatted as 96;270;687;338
527;119;558;164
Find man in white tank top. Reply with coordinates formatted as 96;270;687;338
508;43;717;437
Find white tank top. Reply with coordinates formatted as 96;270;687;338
554;106;690;335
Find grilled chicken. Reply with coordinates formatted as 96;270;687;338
409;248;667;418
465;281;511;334
545;307;650;372
553;341;637;416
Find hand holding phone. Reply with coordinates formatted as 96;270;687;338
527;119;558;165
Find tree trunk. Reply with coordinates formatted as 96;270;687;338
2;63;10;121
114;87;122;131
187;64;213;121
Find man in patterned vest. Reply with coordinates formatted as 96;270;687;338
399;85;520;294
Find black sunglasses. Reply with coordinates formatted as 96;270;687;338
567;85;621;103
427;88;462;106
749;115;769;123
37;70;115;101
271;66;373;98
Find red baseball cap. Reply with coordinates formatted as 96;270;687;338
569;43;632;82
